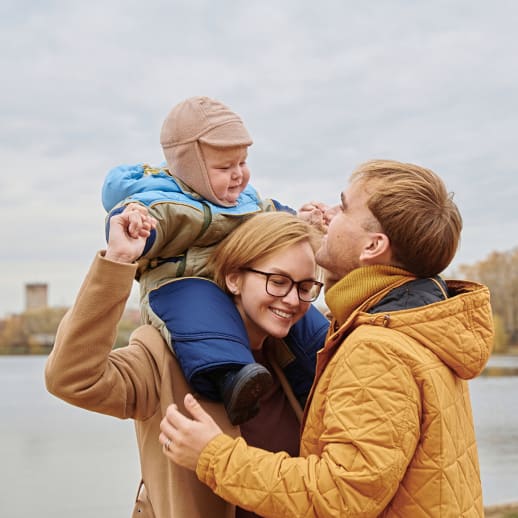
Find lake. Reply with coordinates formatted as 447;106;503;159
1;355;516;517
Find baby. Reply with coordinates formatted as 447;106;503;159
102;96;329;424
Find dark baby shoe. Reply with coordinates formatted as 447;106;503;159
220;363;273;425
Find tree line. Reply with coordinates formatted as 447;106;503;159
0;306;140;354
458;246;518;353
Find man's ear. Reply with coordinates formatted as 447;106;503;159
360;233;391;264
225;271;242;295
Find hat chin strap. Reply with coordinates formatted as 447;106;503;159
192;141;231;206
167;141;236;207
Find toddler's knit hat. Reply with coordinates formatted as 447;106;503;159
160;96;253;206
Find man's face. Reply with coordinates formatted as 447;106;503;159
200;143;250;205
316;179;379;281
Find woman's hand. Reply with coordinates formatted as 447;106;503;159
105;203;157;264
159;394;223;471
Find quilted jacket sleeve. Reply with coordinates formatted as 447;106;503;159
44;252;164;421
196;336;421;517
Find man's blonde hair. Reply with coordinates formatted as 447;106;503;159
209;212;321;292
351;159;462;277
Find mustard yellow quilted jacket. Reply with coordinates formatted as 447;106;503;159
197;266;493;517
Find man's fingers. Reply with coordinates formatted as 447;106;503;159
162;396;214;428
162;404;180;429
159;431;169;447
183;393;215;425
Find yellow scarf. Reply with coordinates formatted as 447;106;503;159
325;265;417;326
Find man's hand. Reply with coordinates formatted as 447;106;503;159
105;203;157;264
159;394;223;471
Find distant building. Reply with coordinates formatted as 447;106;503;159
25;283;48;311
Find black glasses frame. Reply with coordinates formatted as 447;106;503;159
243;268;323;302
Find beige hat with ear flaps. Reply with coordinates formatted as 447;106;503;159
160;96;253;206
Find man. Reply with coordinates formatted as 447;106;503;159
160;159;494;517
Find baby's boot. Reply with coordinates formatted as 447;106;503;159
219;363;273;425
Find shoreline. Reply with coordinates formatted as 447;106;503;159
485;502;518;517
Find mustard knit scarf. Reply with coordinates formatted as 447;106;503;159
325;265;417;326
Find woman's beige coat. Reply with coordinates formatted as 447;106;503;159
45;252;302;518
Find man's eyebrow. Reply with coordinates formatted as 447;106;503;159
340;192;347;209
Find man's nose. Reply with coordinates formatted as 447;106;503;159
324;205;339;223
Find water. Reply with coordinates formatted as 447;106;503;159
0;356;139;517
469;358;518;506
1;356;516;516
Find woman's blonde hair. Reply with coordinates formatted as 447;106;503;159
209;211;321;293
351;160;462;277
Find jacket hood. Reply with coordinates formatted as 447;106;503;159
353;279;493;379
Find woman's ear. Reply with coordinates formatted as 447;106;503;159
360;232;391;264
225;271;242;295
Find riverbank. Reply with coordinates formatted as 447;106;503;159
485;502;518;517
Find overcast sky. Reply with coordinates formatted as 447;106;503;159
1;0;517;318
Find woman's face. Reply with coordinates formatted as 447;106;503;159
226;240;318;349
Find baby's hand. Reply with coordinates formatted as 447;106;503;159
124;203;157;239
298;201;330;232
105;203;157;263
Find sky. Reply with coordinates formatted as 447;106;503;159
1;0;517;318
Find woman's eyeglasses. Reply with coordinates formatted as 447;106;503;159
243;268;323;302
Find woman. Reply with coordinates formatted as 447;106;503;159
45;206;327;518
